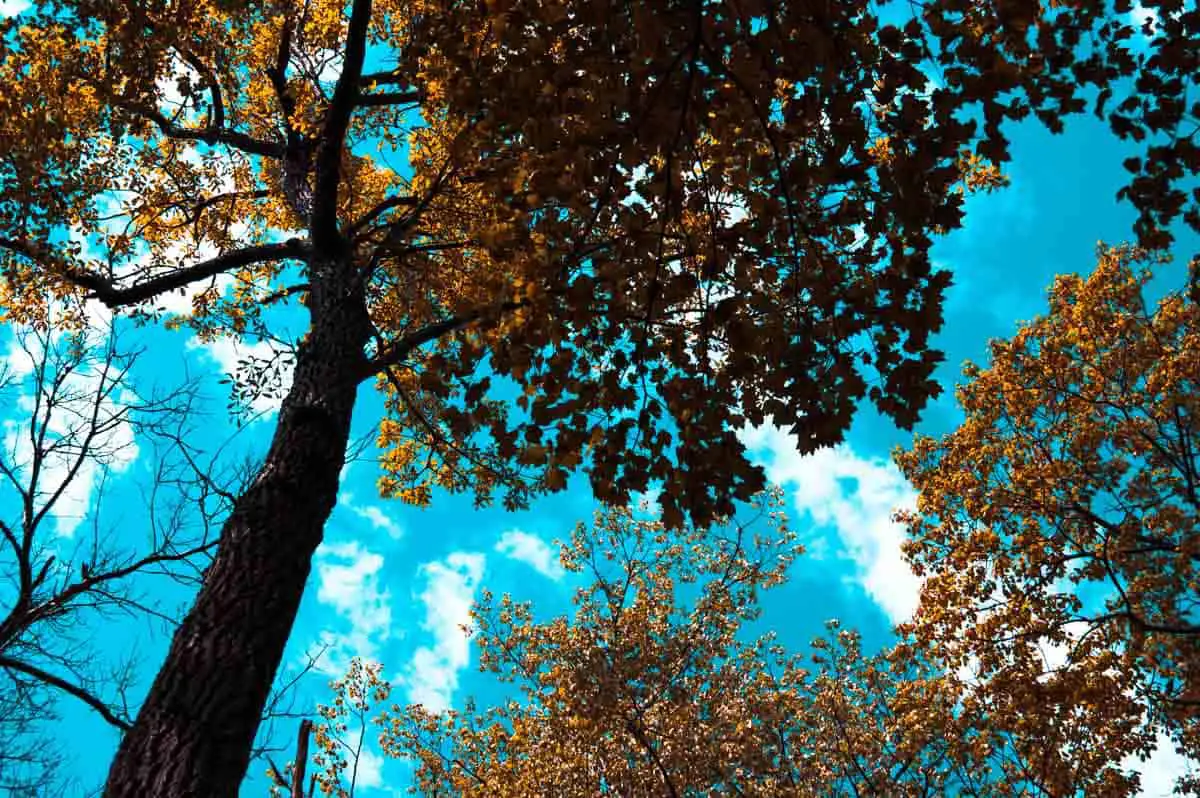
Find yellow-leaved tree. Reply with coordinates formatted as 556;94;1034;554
0;0;1196;793
300;494;1158;796
896;244;1200;795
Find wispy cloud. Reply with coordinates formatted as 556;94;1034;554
740;424;920;624
403;551;485;711
341;493;404;540
1;331;140;538
185;336;294;416
354;746;385;791
494;529;564;580
314;540;393;672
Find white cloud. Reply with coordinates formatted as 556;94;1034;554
153;55;216;127
314;540;393;672
740;423;920;623
1129;1;1160;36
4;334;40;381
0;0;29;16
353;745;385;790
153;267;236;318
631;488;663;518
76;156;256;325
60;170;247;326
318;56;343;85
1129;732;1198;797
132;216;241;319
1126;1;1186;41
1;330;140;538
494;529;564;580
1035;591;1092;678
952;654;982;688
157;56;193;110
341;493;404;540
354;505;404;540
403;551;485;711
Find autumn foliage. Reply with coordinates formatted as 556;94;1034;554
896;244;1200;794
296;247;1200;795
2;0;1196;526
0;0;1197;791
308;488;1187;795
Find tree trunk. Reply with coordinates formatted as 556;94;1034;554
103;271;371;797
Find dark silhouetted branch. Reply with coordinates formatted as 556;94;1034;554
0;237;310;308
114;99;284;159
0;655;130;732
311;0;375;252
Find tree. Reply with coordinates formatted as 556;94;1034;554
295;657;388;798
0;0;1194;793
303;497;1144;796
895;244;1200;795
0;322;225;792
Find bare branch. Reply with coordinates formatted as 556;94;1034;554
0;324;235;764
0;655;130;732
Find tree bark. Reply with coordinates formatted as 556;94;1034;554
291;719;313;798
103;265;372;797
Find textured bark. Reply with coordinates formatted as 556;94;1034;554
103;265;371;797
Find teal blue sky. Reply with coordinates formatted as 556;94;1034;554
0;2;1197;795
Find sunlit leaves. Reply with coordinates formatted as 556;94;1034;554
1;0;1195;531
309;493;1132;795
896;243;1200;794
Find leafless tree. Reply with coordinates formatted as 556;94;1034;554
0;322;232;791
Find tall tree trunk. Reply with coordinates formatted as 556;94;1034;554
103;269;372;797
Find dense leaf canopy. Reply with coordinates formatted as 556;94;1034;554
0;0;1194;528
0;0;1197;792
897;244;1200;793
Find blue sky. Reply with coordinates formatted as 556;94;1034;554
0;1;1197;795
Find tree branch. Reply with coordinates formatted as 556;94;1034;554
0;237;310;308
358;69;411;87
291;719;313;798
25;540;218;632
355;89;422;107
310;0;375;252
266;17;298;125
358;299;526;381
266;13;320;223
349;195;419;234
355;158;456;253
0;655;130;732
174;47;226;131
114;99;284;159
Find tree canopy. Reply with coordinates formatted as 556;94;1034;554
0;0;1196;793
299;246;1200;795
303;492;1166;796
896;243;1200;793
